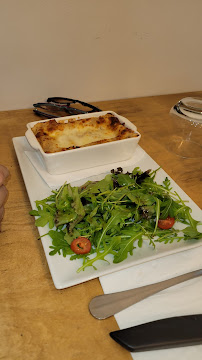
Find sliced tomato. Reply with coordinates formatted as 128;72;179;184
70;237;91;254
158;216;175;229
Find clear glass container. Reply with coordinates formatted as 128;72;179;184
168;97;202;158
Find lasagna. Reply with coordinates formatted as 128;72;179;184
31;112;139;154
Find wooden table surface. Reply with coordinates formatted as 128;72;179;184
0;92;202;360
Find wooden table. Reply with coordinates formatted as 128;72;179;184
0;92;202;360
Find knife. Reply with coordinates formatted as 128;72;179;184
110;314;202;352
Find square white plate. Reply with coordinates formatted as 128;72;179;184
13;136;202;289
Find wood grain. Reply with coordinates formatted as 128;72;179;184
0;92;201;359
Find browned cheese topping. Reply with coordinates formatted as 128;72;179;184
31;113;139;153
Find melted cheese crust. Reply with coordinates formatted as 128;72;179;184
31;113;139;153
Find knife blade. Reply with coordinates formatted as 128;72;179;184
110;314;202;352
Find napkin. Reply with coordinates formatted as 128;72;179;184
25;145;145;188
99;247;202;360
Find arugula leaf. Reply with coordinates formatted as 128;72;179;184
77;236;121;272
160;198;173;219
54;209;77;227
113;230;143;263
48;229;72;256
95;209;131;249
114;173;136;187
153;197;161;234
162;177;172;191
183;226;202;240
34;204;55;229
29;209;39;216
54;184;85;229
55;183;71;211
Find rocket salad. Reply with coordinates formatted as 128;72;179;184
30;167;202;272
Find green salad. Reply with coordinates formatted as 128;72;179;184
30;167;202;272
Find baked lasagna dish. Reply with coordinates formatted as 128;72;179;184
31;112;139;153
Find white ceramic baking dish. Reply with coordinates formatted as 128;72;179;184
25;111;141;175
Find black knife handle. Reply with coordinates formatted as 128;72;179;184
110;314;202;352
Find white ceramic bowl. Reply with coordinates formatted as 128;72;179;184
25;110;141;175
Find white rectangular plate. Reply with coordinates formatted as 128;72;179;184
13;136;202;289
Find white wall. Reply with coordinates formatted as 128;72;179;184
0;0;202;110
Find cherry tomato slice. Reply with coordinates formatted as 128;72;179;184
70;237;91;254
158;216;175;229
